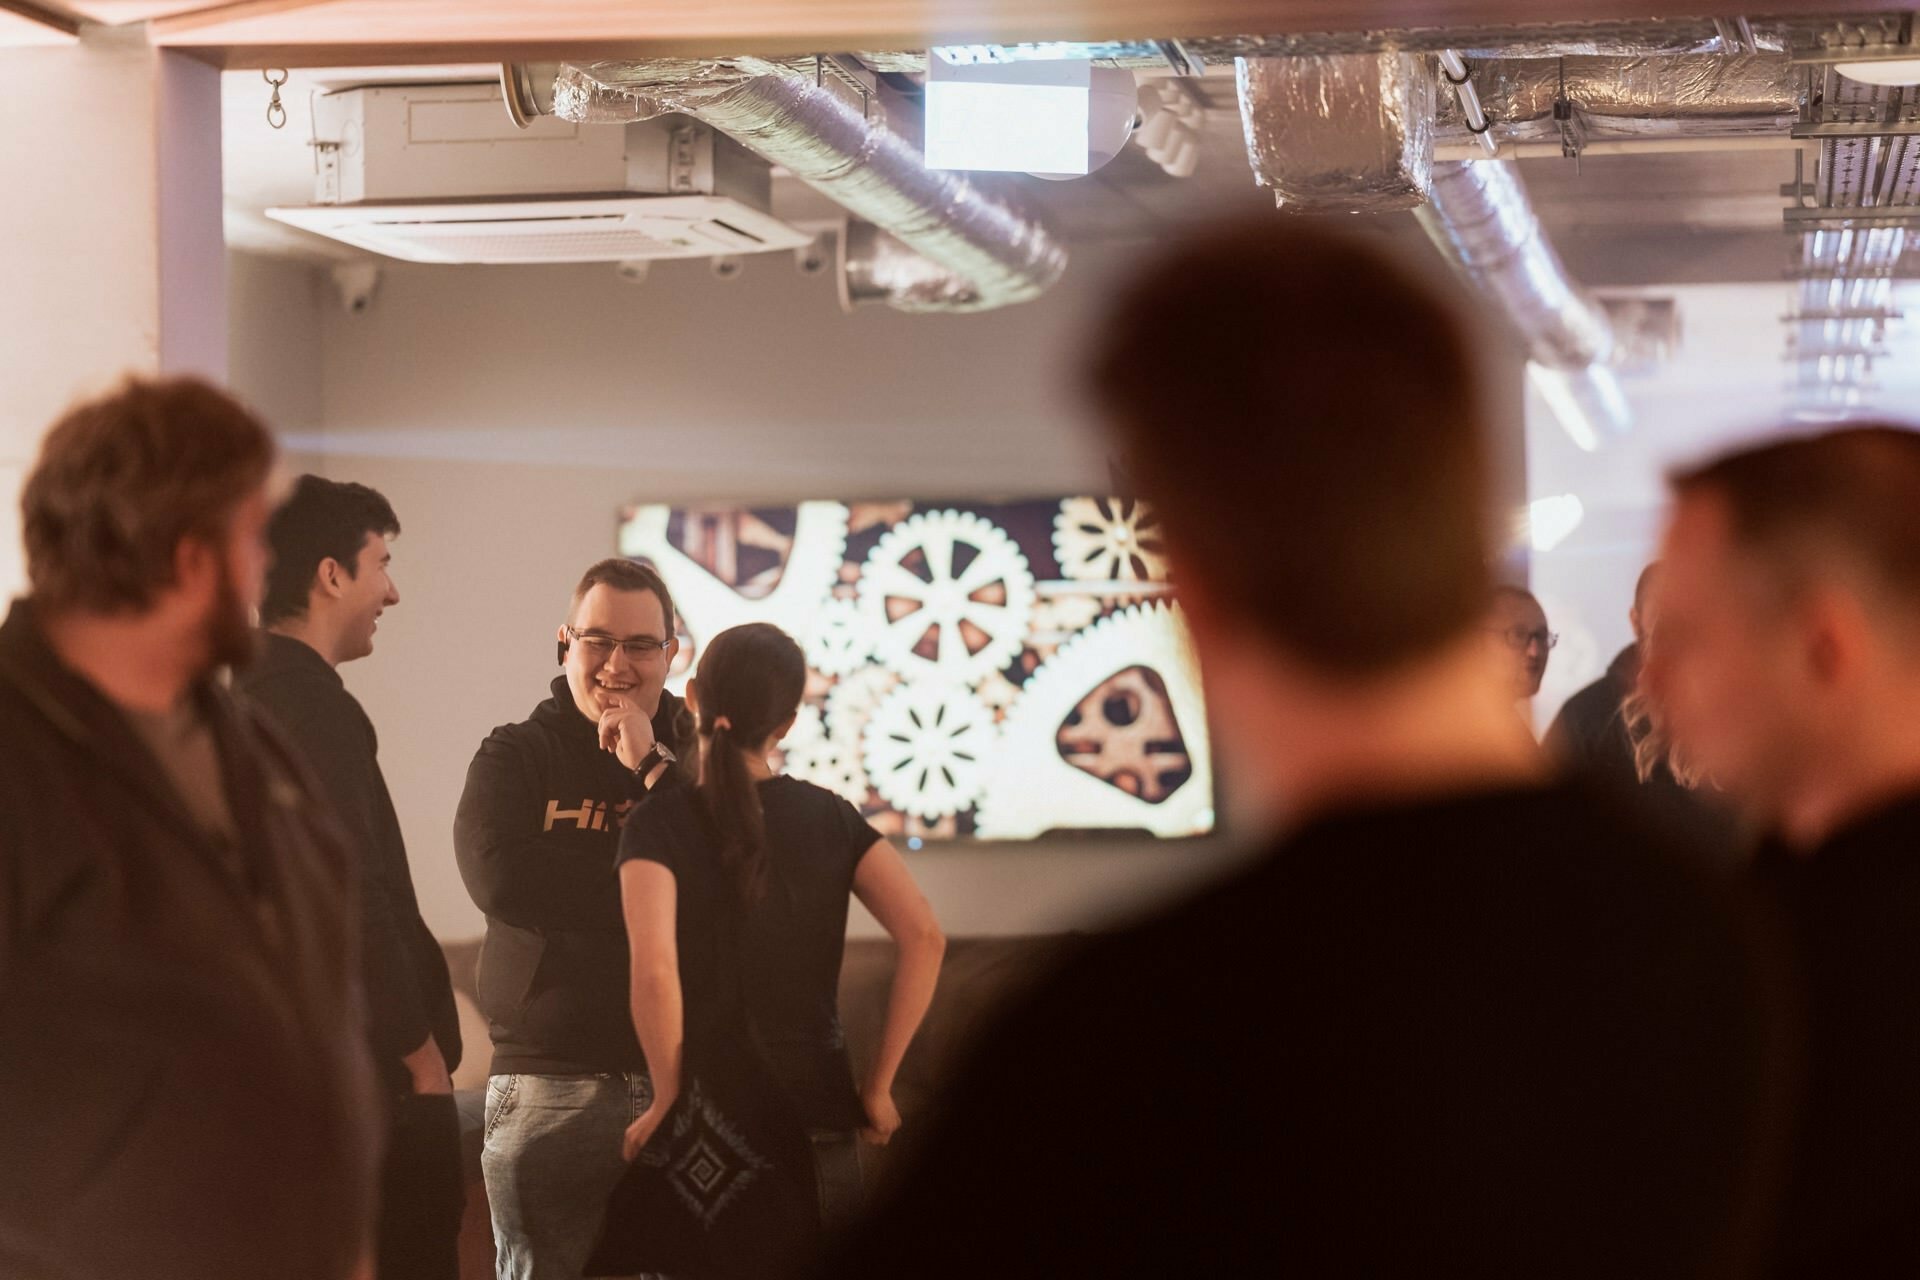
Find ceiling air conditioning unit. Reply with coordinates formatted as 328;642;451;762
267;82;810;264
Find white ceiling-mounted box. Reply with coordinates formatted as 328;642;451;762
267;82;811;265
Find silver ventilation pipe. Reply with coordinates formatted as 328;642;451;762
1418;159;1631;443
531;60;1066;313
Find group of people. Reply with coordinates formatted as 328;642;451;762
2;214;1918;1280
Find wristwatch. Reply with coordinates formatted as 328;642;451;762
634;740;677;779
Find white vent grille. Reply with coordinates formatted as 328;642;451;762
266;196;810;265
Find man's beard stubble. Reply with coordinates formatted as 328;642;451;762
207;562;261;673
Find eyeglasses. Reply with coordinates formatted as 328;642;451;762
566;625;671;661
1489;626;1559;652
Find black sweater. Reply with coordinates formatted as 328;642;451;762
454;676;689;1075
835;781;1793;1278
237;632;462;1096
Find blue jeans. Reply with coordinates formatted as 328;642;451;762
482;1073;655;1280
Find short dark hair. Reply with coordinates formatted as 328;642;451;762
259;475;401;626
1086;218;1494;679
1671;425;1920;620
22;376;276;614
1491;584;1541;610
571;557;677;634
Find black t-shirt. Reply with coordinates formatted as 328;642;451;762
618;775;881;1132
1755;790;1920;1277
833;781;1793;1279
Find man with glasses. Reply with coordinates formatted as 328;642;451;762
455;557;687;1279
1485;585;1557;722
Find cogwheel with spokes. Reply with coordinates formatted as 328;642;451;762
861;681;998;822
1053;497;1170;584
857;509;1036;686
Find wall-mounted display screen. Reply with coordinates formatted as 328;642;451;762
618;497;1212;843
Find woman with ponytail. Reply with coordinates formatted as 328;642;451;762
593;623;945;1278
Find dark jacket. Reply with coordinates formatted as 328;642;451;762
237;631;461;1097
0;599;380;1280
1545;643;1640;789
454;676;689;1076
1759;791;1920;1277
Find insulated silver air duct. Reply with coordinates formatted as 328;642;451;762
545;60;1066;313
838;219;987;312
1237;53;1435;212
1435;53;1802;148
1418;159;1630;442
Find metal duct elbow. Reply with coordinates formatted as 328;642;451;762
1237;53;1435;213
838;219;988;313
549;61;1066;313
1419;159;1628;440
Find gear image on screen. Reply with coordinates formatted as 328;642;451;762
617;497;1214;843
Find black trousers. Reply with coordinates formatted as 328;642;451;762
376;1093;465;1280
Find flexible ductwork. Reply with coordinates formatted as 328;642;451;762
1435;54;1803;147
1418;159;1629;440
546;60;1066;313
1238;53;1435;212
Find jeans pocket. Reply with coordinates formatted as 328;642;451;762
482;1074;520;1144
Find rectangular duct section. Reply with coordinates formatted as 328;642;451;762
1236;53;1435;213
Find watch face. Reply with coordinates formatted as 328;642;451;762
654;743;678;765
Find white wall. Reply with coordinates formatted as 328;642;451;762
0;31;224;599
233;244;1260;941
1528;280;1920;728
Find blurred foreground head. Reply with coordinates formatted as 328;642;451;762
1088;218;1496;680
1648;424;1920;843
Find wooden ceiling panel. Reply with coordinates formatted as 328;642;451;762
0;2;78;44
64;2;234;21
153;1;1891;68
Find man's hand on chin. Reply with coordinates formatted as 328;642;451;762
597;692;658;771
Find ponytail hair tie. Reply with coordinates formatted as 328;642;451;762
712;716;733;733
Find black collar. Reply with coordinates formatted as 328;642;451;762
251;630;344;687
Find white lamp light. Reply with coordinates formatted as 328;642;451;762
1835;59;1920;87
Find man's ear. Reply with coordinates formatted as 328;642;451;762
173;536;218;598
1805;588;1869;688
315;556;349;601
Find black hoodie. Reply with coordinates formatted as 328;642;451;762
454;676;690;1076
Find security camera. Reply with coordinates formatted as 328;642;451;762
330;262;381;315
710;255;744;281
614;259;651;285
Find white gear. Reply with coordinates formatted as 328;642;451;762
804;596;876;677
618;501;850;694
783;731;868;804
1053;497;1171;584
975;602;1213;840
861;681;998;823
824;665;899;741
858;509;1036;686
